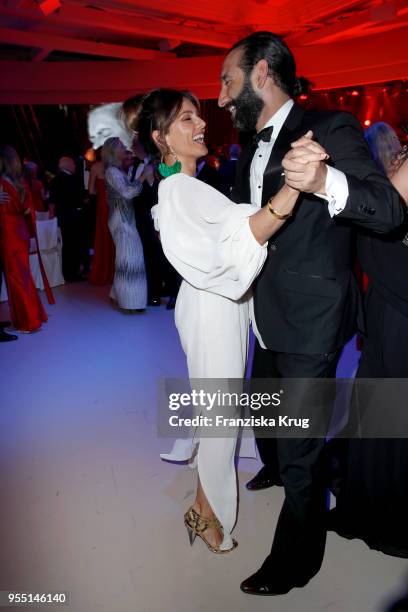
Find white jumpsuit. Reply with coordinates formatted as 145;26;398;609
153;173;267;549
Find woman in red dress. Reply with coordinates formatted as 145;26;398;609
88;158;115;286
0;145;47;333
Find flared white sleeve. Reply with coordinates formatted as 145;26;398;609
152;173;267;300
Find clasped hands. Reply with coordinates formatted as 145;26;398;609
282;130;328;194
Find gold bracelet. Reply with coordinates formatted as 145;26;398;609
267;200;292;220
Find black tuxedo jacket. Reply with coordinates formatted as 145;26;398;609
49;171;84;222
232;104;405;354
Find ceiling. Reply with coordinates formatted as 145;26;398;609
1;0;407;102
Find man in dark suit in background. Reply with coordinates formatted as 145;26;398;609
218;31;404;596
49;156;88;282
195;157;221;190
130;139;163;306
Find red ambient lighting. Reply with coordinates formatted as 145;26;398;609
351;90;360;96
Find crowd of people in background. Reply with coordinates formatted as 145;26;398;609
0;123;246;342
0;116;406;346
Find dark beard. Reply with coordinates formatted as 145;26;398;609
228;75;264;132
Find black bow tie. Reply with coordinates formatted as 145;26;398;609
254;125;273;145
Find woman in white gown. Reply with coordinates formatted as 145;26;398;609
131;89;327;553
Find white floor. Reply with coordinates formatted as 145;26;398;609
0;283;407;612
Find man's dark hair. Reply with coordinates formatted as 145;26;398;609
229;31;309;97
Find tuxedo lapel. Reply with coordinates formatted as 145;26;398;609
261;104;305;206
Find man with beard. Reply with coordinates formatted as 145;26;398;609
218;31;404;595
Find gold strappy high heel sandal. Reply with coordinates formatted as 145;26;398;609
184;507;238;554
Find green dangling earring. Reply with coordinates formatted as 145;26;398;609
158;151;181;178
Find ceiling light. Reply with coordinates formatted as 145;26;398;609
36;0;61;16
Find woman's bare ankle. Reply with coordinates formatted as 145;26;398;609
192;501;213;518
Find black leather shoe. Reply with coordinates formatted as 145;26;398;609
240;571;298;596
0;330;18;342
245;466;283;490
0;320;11;329
166;296;177;310
148;297;161;306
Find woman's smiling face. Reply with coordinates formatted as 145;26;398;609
164;97;208;164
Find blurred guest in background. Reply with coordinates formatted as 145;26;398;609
131;134;163;306
219;143;241;196
49;156;89;281
79;151;97;264
23;161;46;213
88;152;115;286
0;145;47;333
102;137;151;312
364;122;401;176
195;156;221;190
122;94;181;310
328;128;408;558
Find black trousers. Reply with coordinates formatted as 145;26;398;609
135;211;164;300
251;340;340;584
59;210;89;280
162;260;181;299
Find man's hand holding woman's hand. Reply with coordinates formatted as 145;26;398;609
282;130;329;194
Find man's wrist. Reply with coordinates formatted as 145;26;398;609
282;183;300;197
316;164;328;195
